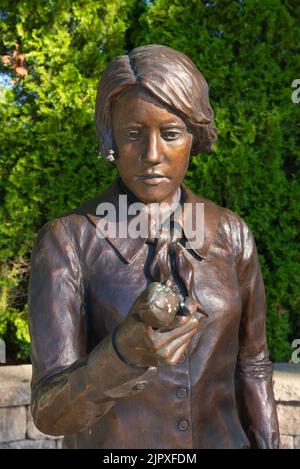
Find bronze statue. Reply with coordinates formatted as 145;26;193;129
28;44;279;449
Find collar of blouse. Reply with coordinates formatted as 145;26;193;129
79;178;221;264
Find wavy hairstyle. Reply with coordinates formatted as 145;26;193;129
95;44;217;157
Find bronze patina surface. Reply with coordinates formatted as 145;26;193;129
28;45;279;449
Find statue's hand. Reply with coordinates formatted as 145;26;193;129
114;282;205;368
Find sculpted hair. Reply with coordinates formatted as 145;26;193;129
95;44;217;157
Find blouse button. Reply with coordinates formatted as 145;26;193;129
178;420;189;432
176;387;188;399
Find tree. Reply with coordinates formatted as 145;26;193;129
131;0;300;360
0;0;135;361
0;0;299;361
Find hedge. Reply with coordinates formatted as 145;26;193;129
0;0;299;362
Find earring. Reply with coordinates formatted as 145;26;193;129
105;149;115;162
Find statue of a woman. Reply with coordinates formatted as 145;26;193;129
28;44;279;449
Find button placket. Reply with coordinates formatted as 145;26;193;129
173;350;193;443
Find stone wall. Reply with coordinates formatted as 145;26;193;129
273;363;300;449
0;363;299;449
0;365;62;449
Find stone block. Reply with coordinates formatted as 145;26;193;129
0;365;31;407
294;436;300;449
273;363;300;402
2;439;56;449
276;404;300;435
0;406;26;443
56;438;63;449
279;434;294;449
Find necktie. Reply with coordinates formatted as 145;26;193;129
148;221;201;310
117;178;204;313
148;228;173;286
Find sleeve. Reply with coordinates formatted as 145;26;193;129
28;218;156;436
235;217;279;449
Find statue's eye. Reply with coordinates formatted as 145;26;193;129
127;130;141;140
161;130;181;141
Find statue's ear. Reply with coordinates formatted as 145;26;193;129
99;124;118;162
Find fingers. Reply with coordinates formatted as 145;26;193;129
120;312;199;368
129;328;197;367
157;329;196;359
154;327;198;366
160;314;192;329
168;341;189;364
165;337;195;365
145;315;199;350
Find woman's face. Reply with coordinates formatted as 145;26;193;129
112;86;193;205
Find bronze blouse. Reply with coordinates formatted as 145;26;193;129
28;179;279;449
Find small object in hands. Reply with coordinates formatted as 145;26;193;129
138;282;180;328
138;282;208;329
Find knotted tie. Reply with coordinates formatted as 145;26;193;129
116;178;203;310
148;228;174;286
148;222;200;306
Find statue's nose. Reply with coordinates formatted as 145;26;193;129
141;130;163;164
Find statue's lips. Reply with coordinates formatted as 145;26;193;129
134;175;170;185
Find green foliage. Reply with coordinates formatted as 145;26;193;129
0;0;132;361
1;0;299;362
132;0;300;361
